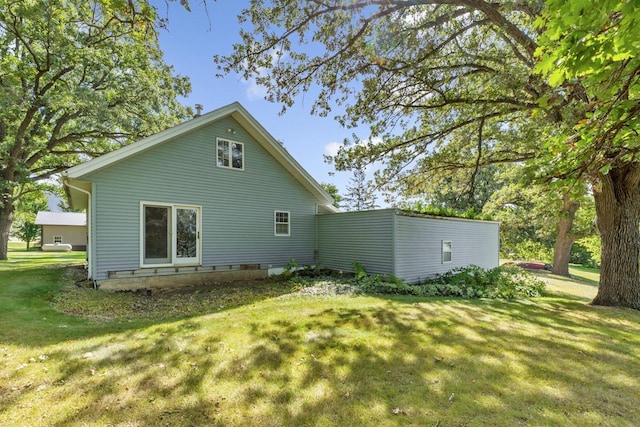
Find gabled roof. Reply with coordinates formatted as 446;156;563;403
63;102;336;211
35;211;86;226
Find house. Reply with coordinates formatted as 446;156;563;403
35;211;87;251
63;102;498;290
63;102;337;290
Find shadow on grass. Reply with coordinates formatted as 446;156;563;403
568;264;601;287
0;262;298;347
5;293;638;426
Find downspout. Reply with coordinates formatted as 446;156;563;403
314;203;319;267
63;179;95;288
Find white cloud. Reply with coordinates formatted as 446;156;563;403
242;50;285;100
324;141;341;157
245;77;267;100
366;137;383;146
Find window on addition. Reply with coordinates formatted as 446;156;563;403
442;240;452;263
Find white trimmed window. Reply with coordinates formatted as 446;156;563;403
442;240;452;263
53;235;63;243
274;211;290;236
217;138;244;170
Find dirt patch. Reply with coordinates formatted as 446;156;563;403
279;280;362;298
147;278;278;296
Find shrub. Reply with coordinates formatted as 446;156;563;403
570;242;598;268
575;235;601;268
352;264;546;300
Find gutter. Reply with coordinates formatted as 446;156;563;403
62;177;95;288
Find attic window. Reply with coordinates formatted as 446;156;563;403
217;138;244;170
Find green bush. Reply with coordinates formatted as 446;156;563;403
351;264;546;300
570;242;599;268
575;235;601;268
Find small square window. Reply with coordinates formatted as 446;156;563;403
217;138;243;170
442;240;452;263
274;211;290;236
54;236;63;243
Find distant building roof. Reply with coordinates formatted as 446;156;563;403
35;211;86;226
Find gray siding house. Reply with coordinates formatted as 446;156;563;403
318;209;500;283
63;102;499;290
63;103;336;289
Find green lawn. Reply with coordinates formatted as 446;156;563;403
1;248;640;426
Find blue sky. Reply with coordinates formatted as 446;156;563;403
153;1;368;198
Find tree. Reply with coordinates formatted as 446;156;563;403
217;1;640;309
342;163;378;211
391;160;504;214
14;221;39;250
11;183;48;249
320;182;343;209
535;1;640;306
0;0;191;260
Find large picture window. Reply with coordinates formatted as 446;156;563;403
274;211;290;236
217;138;244;170
141;203;201;266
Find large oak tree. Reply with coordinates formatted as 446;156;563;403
217;0;640;308
0;0;191;260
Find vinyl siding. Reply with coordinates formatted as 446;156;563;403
395;214;500;283
83;116;318;280
317;209;395;275
41;225;87;248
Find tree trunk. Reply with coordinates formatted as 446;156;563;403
551;194;580;277
0;192;14;260
592;165;640;309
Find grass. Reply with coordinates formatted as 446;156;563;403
1;248;640;426
4;241;86;271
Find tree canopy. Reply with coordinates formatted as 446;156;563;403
0;0;192;259
217;1;640;309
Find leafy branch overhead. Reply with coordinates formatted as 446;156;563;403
217;1;555;183
535;0;640;178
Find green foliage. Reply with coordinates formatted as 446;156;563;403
0;0;192;258
402;200;492;221
342;163;378;211
351;264;546;300
13;184;50;219
320;182;342;209
506;240;554;264
217;1;545;191
283;257;299;276
575;235;602;268
534;0;640;180
14;221;40;249
352;260;368;281
570;242;598;269
424;265;547;299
